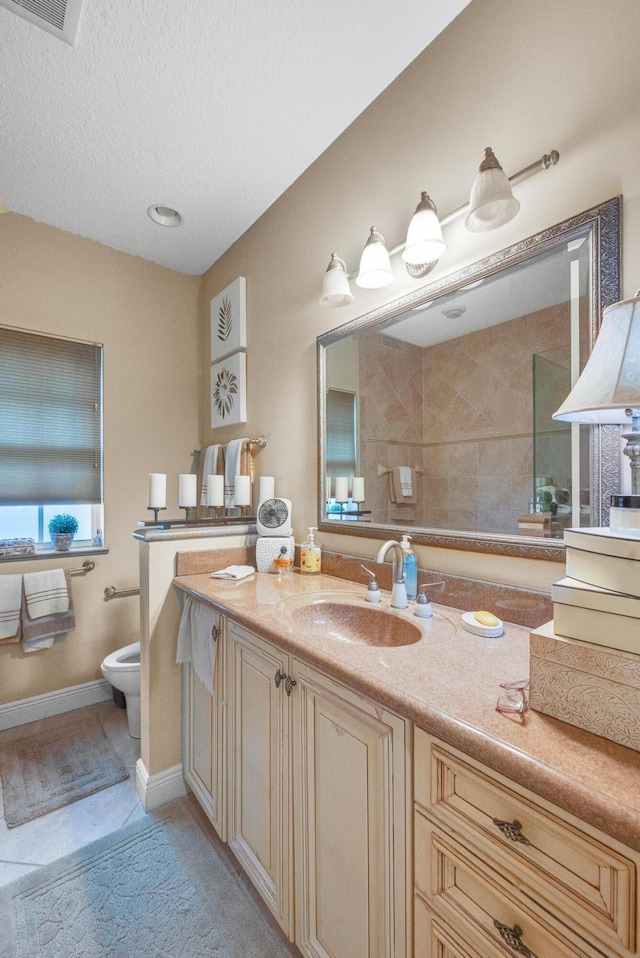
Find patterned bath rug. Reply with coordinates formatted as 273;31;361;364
0;709;128;827
0;798;297;958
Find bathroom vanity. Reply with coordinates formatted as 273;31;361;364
174;569;640;958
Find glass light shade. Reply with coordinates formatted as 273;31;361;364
319;253;354;307
465;147;520;233
356;227;393;289
402;192;446;265
553;295;640;423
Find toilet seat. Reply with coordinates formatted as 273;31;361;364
102;640;140;671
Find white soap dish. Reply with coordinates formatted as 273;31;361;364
461;611;504;638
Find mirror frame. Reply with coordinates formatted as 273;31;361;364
317;196;622;559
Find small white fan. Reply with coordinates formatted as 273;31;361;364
256;498;292;536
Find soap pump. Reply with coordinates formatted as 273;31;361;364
413;585;434;618
401;534;418;601
361;565;381;603
300;527;321;574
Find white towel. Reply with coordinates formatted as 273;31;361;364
23;569;69;619
200;444;222;506
176;594;219;695
224;438;248;509
0;575;22;640
210;565;256;581
398;466;413;496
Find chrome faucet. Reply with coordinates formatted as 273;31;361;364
375;540;408;609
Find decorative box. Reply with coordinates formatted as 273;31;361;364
530;620;640;752
552;576;640;655
0;537;36;557
564;527;640;598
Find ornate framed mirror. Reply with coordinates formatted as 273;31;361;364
317;196;622;558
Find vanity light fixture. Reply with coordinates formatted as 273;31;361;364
147;204;183;227
553;291;640;496
355;227;394;289
319;148;559;307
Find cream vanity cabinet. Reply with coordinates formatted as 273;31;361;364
181;608;226;840
414;728;640;958
226;619;410;958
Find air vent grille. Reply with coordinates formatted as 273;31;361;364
1;0;82;45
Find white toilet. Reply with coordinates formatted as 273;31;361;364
101;641;141;739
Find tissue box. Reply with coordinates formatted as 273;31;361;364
530;621;640;752
552;576;640;654
564;527;640;598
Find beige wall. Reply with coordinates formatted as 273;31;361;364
0;214;199;706
199;0;640;594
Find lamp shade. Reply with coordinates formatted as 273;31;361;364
402;192;446;265
356;227;393;289
553;295;640;424
320;253;354;307
465;147;520;233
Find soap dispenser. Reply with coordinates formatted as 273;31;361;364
301;527;322;574
401;534;417;601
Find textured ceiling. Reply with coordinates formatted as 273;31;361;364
0;0;471;276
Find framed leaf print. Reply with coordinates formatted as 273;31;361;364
210;276;246;363
210;351;247;427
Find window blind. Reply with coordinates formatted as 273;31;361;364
0;326;103;505
325;388;357;477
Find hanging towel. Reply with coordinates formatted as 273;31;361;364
390;466;417;505
224;438;248;509
23;569;69;619
20;572;75;653
176;594;219;695
0;575;22;642
200;444;223;506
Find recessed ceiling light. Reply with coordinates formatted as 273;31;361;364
147;205;183;227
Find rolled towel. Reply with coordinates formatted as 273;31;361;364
23;569;69;619
210;565;256;581
0;574;22;641
176;594;219;695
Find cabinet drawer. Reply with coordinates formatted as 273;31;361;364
415;810;589;958
414;894;503;958
415;730;638;956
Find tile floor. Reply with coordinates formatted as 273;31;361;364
0;700;145;887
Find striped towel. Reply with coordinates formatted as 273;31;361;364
200;444;223;506
20;576;75;652
23;569;69;619
0;575;22;641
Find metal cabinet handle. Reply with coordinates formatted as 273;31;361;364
284;675;297;697
492;818;530;844
493;920;534;956
274;668;286;688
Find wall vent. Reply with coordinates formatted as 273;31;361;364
1;0;83;45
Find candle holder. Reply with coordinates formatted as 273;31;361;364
181;507;194;521
147;506;166;523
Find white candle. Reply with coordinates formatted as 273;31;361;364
258;476;275;504
326;475;332;499
352;477;365;502
335;476;349;502
235;475;251;506
178;473;197;508
207;474;224;507
147;473;166;509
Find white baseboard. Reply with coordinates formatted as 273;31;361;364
0;678;112;731
135;758;186;812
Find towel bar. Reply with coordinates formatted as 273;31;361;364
377;464;424;477
104;585;140;600
69;560;96;576
192;435;267;455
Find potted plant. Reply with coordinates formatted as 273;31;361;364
48;513;79;552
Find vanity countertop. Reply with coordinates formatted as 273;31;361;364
173;569;640;852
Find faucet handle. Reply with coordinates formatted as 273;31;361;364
361;565;382;603
361;564;376;579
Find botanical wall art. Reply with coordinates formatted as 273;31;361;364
210;276;246;363
210;351;247;427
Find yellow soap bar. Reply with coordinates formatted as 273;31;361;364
474;610;499;627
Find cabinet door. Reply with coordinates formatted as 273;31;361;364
227;621;293;938
293;660;410;958
181;613;226;840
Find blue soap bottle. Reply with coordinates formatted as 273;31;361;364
401;534;418;601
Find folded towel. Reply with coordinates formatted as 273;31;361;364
23;569;69;619
224;438;248;509
0;575;22;641
210;565;256;581
390;466;417;504
200;444;222;506
176;594;219;695
20;573;75;653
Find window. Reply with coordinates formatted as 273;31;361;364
325;388;357;480
0;326;103;547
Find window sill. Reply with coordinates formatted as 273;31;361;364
0;546;109;564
